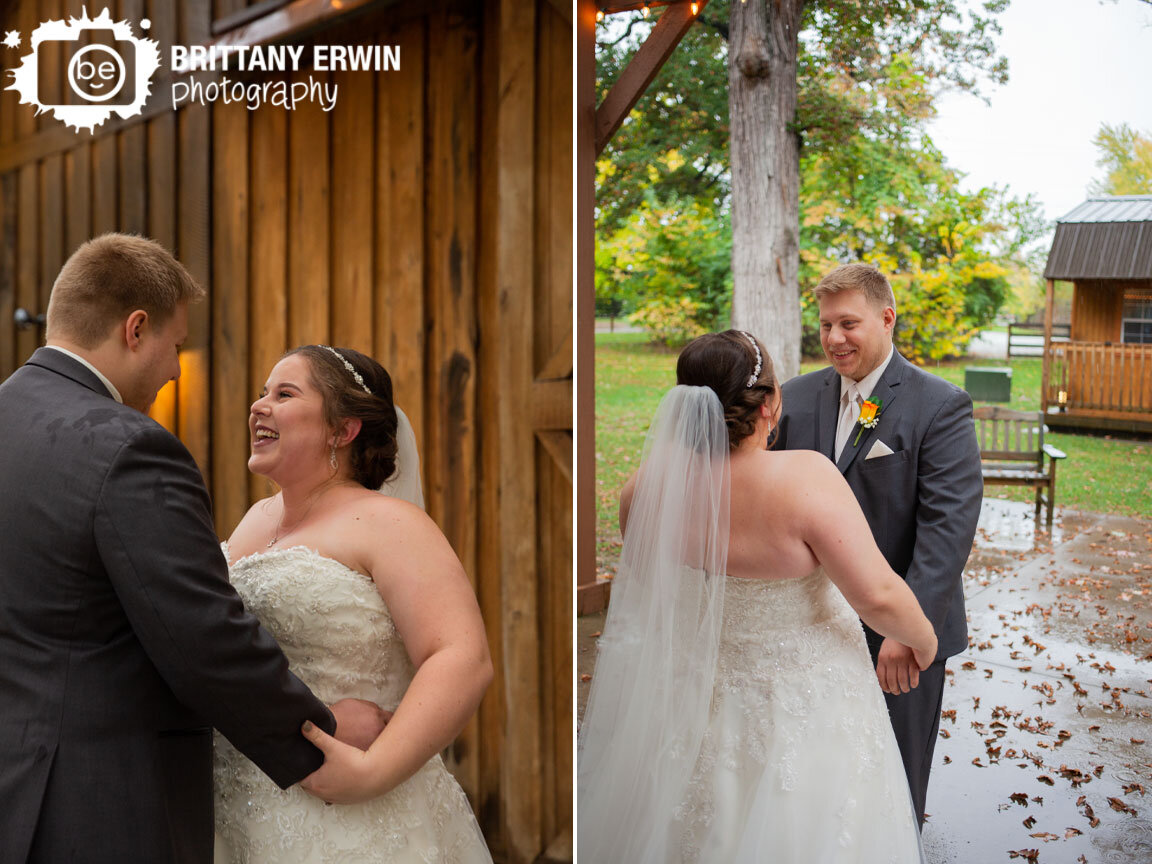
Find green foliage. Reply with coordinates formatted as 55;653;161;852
597;191;732;345
795;54;1048;361
595;18;729;237
598;0;1011;219
1091;123;1152;195
628;296;710;347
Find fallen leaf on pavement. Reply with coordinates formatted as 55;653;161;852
1108;796;1138;815
1008;850;1039;862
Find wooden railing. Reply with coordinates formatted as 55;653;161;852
1046;342;1152;415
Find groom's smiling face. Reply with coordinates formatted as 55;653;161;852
818;289;895;382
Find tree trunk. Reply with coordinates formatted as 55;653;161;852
727;0;802;381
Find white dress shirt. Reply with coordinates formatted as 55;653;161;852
834;346;893;461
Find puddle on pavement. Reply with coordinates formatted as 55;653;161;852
973;499;1088;554
928;657;1152;863
930;506;1152;862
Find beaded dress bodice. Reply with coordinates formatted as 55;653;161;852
222;545;414;708
716;569;871;709
212;545;491;864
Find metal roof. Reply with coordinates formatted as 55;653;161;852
1044;196;1152;280
1056;196;1152;223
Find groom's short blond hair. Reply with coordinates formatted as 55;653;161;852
813;263;896;313
46;233;204;348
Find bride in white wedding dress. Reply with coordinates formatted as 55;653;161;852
578;331;936;863
213;345;492;863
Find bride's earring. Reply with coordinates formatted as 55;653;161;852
329;444;338;472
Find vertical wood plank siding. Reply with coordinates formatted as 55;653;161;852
481;0;541;856
0;1;571;861
212;97;254;531
538;6;574;851
177;104;214;474
287;68;331;347
1070;280;1124;342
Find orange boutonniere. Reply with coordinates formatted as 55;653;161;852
853;397;883;446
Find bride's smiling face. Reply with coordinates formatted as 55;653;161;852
248;354;332;481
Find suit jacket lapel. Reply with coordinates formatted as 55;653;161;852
816;368;840;461
834;350;906;474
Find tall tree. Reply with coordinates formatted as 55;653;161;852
728;1;803;379
1091;123;1152;195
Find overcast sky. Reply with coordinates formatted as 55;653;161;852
927;0;1152;224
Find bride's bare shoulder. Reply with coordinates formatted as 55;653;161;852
344;490;434;533
766;448;838;476
752;449;845;497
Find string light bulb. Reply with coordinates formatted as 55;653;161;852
641;3;651;17
691;1;699;13
596;8;604;20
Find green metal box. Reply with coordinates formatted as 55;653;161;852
964;366;1012;403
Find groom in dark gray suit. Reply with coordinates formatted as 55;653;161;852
0;234;375;863
775;263;982;825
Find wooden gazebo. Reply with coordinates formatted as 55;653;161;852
0;1;571;861
1041;195;1152;433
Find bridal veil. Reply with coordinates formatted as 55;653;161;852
380;405;425;510
577;385;730;863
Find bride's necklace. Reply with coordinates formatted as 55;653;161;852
266;481;350;548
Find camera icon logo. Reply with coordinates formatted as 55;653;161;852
65;40;133;104
5;7;160;132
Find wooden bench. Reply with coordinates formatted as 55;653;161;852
973;407;1067;526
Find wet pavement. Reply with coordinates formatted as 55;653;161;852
577;500;1152;863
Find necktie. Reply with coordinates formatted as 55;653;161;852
834;382;861;462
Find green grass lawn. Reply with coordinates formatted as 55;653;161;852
595;334;1152;570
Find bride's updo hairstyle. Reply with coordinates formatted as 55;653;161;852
286;345;400;489
676;330;777;449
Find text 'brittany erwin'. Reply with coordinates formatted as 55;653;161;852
170;43;401;75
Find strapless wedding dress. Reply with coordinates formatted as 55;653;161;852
212;545;491;864
672;568;924;862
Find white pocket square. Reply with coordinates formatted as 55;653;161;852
865;440;894;460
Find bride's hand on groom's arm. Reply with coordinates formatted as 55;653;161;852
329;698;392;751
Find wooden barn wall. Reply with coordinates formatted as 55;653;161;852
0;1;572;861
1071;280;1124;343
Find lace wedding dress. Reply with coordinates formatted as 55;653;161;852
672;567;923;862
213;545;492;864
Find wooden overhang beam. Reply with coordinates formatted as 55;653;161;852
594;1;707;157
576;0;706;614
